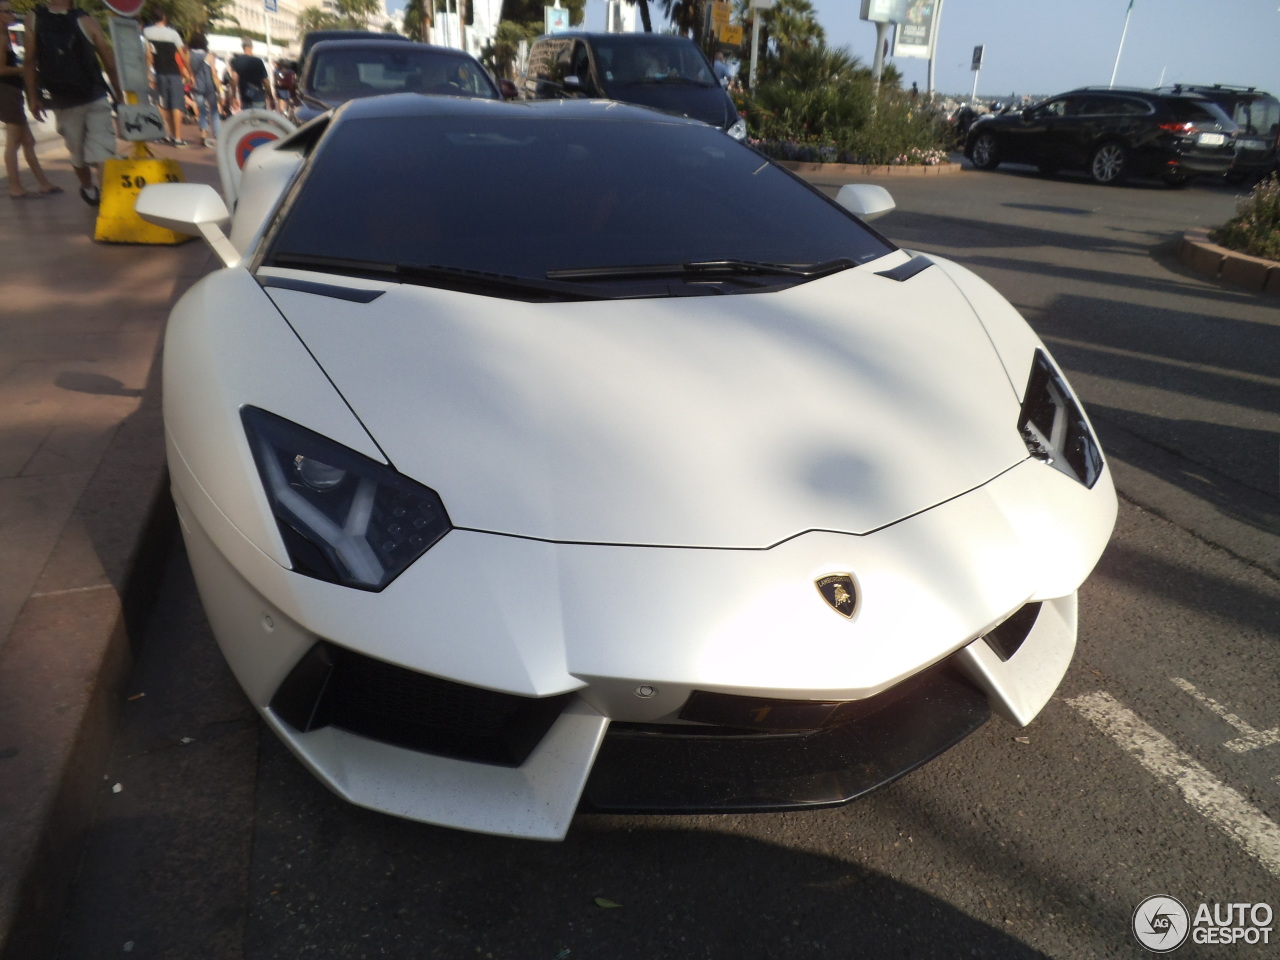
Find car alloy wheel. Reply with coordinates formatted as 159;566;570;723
971;133;999;170
1089;142;1127;184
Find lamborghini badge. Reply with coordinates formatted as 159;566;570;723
815;574;858;618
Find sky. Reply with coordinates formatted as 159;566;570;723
390;0;1280;101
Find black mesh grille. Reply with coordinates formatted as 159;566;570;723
270;642;570;766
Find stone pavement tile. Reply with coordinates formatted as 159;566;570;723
20;400;140;478
29;514;111;598
0;536;57;648
0;472;92;543
0;415;56;479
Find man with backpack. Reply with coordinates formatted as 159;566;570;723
143;10;190;146
22;0;122;206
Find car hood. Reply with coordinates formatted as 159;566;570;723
264;259;1030;547
596;80;732;128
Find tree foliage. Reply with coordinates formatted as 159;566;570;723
402;0;430;40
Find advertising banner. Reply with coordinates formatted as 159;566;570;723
892;0;940;59
859;0;906;22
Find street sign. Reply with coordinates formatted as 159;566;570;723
101;0;145;18
971;44;984;70
859;0;905;22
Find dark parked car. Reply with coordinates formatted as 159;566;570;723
965;86;1237;186
1162;84;1279;182
299;29;411;65
520;32;746;141
295;40;500;124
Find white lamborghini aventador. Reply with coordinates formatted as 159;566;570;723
138;95;1117;840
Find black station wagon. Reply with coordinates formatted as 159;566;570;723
964;87;1238;186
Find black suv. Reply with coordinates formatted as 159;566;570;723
965;87;1237;186
1161;84;1279;182
520;32;745;140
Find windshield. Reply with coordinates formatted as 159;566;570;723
306;48;497;100
591;38;716;87
264;115;892;297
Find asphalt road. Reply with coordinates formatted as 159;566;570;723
54;163;1280;960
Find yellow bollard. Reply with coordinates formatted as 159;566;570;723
94;144;190;245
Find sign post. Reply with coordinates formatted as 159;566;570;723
97;6;189;243
970;44;983;102
748;0;773;90
859;0;905;93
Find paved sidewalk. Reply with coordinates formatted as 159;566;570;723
0;135;220;959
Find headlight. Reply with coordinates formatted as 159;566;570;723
726;116;747;141
1017;350;1104;488
242;407;451;590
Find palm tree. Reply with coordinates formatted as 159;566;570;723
402;0;430;40
765;0;823;55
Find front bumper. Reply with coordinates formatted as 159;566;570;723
177;457;1090;838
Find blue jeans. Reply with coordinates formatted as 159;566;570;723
194;87;220;139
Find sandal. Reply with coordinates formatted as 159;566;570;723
38;185;64;195
79;185;100;206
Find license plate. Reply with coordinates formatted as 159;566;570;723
1197;132;1226;146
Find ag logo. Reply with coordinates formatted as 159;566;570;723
815;574;858;619
1133;895;1190;953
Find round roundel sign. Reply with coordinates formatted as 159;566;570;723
235;130;281;170
102;0;146;16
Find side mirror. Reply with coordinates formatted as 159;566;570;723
1021;108;1035;122
498;78;518;100
834;184;895;222
135;182;240;268
563;74;583;95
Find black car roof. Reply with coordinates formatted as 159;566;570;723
534;31;700;45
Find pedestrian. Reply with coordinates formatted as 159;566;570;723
143;10;191;146
230;39;274;112
22;0;122;206
2;0;61;198
712;51;730;87
186;31;221;147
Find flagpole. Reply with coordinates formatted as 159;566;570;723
1109;0;1133;88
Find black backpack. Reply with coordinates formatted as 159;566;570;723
34;7;103;103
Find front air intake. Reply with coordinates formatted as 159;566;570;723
270;642;570;766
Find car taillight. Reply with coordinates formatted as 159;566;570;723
1158;121;1196;134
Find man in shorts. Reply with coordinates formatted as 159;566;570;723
143;10;191;146
23;0;122;205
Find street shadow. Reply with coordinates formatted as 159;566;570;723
55;370;144;397
242;740;1054;960
1089;406;1280;534
1092;538;1280;641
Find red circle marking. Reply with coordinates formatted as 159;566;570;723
235;131;280;170
102;0;145;16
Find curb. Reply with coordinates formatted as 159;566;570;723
777;159;963;179
1176;229;1280;297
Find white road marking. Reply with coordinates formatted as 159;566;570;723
1170;677;1280;753
1067;691;1280;879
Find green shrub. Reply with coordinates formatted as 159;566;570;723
1211;175;1280;260
742;59;950;165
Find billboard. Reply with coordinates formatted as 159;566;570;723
892;0;941;59
859;0;906;23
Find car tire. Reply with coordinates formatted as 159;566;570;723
970;133;1000;170
1089;141;1128;185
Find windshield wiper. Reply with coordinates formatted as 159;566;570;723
546;257;863;282
267;253;598;300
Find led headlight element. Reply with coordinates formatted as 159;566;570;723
1018;350;1103;489
242;407;451;590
